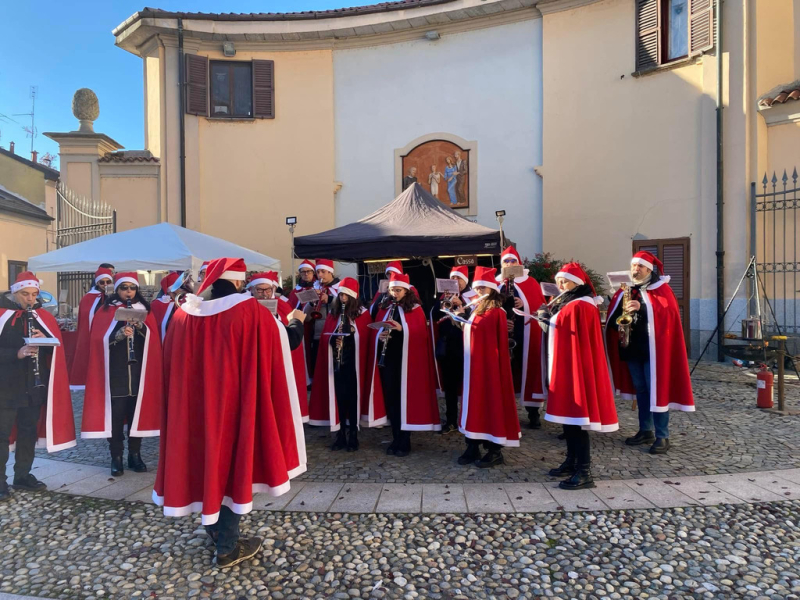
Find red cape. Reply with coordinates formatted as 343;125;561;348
276;298;309;422
429;289;477;392
364;304;441;431
0;308;76;452
544;297;618;432
501;272;546;407
460;306;521;446
69;290;104;387
308;308;372;430
82;302;163;439
154;293;306;525
149;297;176;343
605;277;695;412
287;285;319;378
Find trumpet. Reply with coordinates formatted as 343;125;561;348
440;292;458;311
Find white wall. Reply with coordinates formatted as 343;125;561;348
333;18;543;260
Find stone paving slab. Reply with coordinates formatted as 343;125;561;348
0;594;53;600
375;483;423;513
329;483;383;513
769;467;800;485
464;483;514;513
505;483;561;512
90;471;156;500
592;480;656;510
284;482;343;512
422;483;467;512
55;471;120;496
253;483;306;511
38;464;106;491
709;473;788;503
622;479;696;507
661;475;744;506
546;481;610;512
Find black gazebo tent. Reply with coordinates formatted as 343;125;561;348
294;183;501;261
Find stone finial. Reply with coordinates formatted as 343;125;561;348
72;88;99;133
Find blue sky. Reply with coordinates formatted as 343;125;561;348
0;1;379;169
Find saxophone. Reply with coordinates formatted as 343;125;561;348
615;284;634;348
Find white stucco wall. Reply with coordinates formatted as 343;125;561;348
333;17;543;260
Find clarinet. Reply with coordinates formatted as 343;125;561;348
25;307;44;388
503;277;518;360
333;313;347;373
377;300;398;369
125;300;138;365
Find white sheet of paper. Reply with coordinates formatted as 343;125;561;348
540;282;560;297
379;279;389;294
607;271;633;291
296;289;320;304
436;278;460;294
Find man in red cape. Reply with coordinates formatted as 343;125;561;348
497;246;546;428
0;272;76;501
606;251;695;455
69;266;113;388
155;258;307;569
540;263;617;490
248;271;310;422
364;272;441;453
150;272;180;343
369;261;404;313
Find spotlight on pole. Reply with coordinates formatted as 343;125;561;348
495;210;506;248
286;217;297;287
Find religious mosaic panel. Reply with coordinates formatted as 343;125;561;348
401;140;470;210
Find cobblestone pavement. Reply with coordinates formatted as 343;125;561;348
40;363;800;483
1;490;800;600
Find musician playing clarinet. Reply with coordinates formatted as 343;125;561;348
0;272;76;501
365;272;441;456
308;259;340;370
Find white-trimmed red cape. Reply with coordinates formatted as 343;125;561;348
364;304;441;431
0;308;76;452
153;293;306;525
276;297;310;422
543;296;618;432
68;289;104;389
308;307;372;430
499;270;546;407
149;296;176;343
605;276;695;412
460;305;521;446
81;302;163;439
429;288;477;392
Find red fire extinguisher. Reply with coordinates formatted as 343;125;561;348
757;365;774;409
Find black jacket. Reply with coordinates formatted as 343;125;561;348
106;305;146;397
608;286;650;362
0;294;53;408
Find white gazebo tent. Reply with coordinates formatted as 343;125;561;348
28;222;281;275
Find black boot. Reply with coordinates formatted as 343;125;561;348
111;456;124;477
331;430;347;451
476;446;504;468
11;474;47;492
528;408;541;429
395;432;410;457
548;455;576;477
0;483;9;502
128;453;147;473
346;430;359;452
559;463;595;490
457;441;482;465
625;430;655;446
649;438;670;455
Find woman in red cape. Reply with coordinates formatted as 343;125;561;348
365;272;441;457
82;273;163;476
308;277;371;450
538;263;618;490
154;258;306;567
69;266;113;388
457;266;521;468
150;273;180;343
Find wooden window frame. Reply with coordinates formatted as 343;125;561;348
8;260;27;288
660;0;688;64
209;60;253;119
632;237;691;350
186;57;275;120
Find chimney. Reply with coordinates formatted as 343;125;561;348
31;150;38;163
9;141;14;154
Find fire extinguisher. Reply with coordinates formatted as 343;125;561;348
756;365;774;409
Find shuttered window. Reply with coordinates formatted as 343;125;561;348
635;0;716;72
633;237;691;349
184;57;275;119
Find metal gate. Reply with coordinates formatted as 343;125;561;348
55;182;116;310
751;168;800;343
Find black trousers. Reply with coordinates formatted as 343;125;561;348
333;362;358;433
441;351;463;426
379;360;409;448
563;425;591;465
0;403;41;485
109;396;142;457
205;505;241;556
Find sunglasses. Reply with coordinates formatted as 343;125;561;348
117;285;138;292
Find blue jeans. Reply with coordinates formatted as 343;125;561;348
626;360;669;439
205;505;241;556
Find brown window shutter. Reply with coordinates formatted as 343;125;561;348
185;54;208;116
662;244;685;299
635;0;661;71
252;60;275;119
689;0;715;56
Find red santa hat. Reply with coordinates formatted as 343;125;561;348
298;259;316;272
114;272;140;291
450;265;469;283
160;273;180;294
385;261;404;276
338;277;359;299
94;267;114;284
631;251;664;273
247;271;279;289
388;272;411;290
315;259;334;273
472;266;499;291
10;271;41;293
501;246;522;263
555;262;602;304
199;261;210;273
196;258;247;295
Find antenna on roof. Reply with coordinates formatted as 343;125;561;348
13;86;38;155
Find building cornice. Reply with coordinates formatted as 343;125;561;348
536;0;604;15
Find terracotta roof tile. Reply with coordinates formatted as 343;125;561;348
99;151;160;163
759;83;800;108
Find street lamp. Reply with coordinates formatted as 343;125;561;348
495;210;506;249
286;216;297;288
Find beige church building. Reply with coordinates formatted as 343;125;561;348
41;0;800;353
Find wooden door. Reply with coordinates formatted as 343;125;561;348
633;237;690;350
